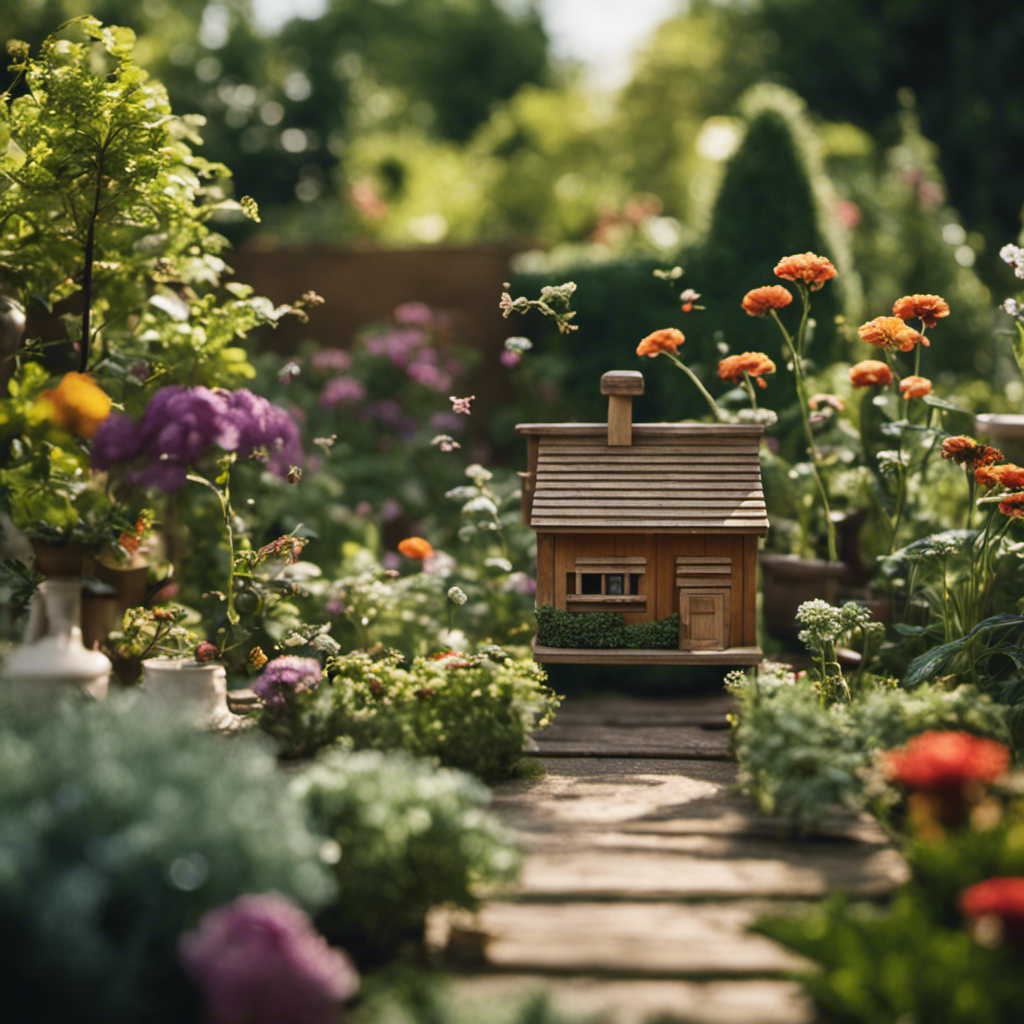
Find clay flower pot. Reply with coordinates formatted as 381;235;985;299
759;553;850;641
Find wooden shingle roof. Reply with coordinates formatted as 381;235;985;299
517;423;768;534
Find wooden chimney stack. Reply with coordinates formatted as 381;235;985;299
601;370;644;446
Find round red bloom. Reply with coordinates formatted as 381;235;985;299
717;352;777;388
899;375;933;399
741;285;793;317
893;293;950;328
976;464;1024;491
883;731;1010;791
941;436;1003;468
960;878;1024;946
849;360;892;387
397;537;434;560
858;316;925;352
195;641;221;663
773;252;837;290
998;492;1024;519
636;328;685;357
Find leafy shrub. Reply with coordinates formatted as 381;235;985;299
291;748;521;964
0;689;337;1023
535;604;680;650
727;666;1009;831
256;648;560;780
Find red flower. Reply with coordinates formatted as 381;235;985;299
773;252;837;290
941;436;1003;469
858;315;925;352
899;375;933;399
884;731;1009;791
893;293;950;328
717;352;777;388
636;328;685;357
998;492;1024;519
397;537;434;560
976;464;1024;491
195;641;221;663
961;877;1024;946
849;360;892;387
741;285;793;317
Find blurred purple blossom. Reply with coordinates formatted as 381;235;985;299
393;301;433;325
92;386;303;492
429;411;463;433
252;655;323;710
310;348;352;373
500;349;521;368
179;893;358;1024
407;361;452;392
380;498;403;522
319;377;367;408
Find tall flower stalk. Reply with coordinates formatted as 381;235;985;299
743;254;840;562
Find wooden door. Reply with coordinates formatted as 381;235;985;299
678;589;729;651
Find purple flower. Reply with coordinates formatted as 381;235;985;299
318;377;366;408
179;893;358;1024
253;655;323;710
500;349;521;368
393;301;433;326
406;361;451;392
310;348;352;373
93;386;304;491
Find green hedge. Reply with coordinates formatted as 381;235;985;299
535;604;680;649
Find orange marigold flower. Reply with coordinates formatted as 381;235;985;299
636;327;685;357
893;293;950;328
741;285;793;317
858;315;925;352
397;536;434;560
849;360;892;387
899;375;933;399
998;492;1024;519
809;393;846;412
941;436;1003;468
38;371;112;438
961;878;1024;946
976;464;1024;491
717;352;777;388
773;252;837;290
883;731;1010;791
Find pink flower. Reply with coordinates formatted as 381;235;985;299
195;641;220;663
393;302;433;326
179;894;358;1024
450;395;475;415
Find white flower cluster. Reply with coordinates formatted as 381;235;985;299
1000;243;1024;279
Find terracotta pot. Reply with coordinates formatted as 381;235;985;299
141;656;234;728
759;553;851;641
30;539;87;577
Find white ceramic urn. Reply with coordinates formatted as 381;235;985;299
4;578;111;698
141;656;233;727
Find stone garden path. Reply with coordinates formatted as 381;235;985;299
429;691;908;1024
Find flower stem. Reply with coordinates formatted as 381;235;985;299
186;471;239;627
664;352;727;421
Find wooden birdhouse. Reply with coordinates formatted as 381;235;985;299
516;370;768;666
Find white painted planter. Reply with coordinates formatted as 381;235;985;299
975;413;1024;463
3;578;110;699
141;657;232;727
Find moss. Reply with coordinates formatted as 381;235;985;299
535;604;680;649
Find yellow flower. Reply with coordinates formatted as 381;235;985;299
39;372;111;438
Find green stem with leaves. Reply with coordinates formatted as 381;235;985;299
769;296;838;562
186;466;239;629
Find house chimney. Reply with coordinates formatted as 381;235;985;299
601;370;644;446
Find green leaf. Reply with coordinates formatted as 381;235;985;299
1012;321;1024;381
101;26;137;58
923;393;970;414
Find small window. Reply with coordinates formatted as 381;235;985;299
566;557;647;607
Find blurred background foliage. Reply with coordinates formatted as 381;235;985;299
2;0;1022;403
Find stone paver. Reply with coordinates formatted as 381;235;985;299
430;694;904;1024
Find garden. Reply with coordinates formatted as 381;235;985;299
2;5;1024;1023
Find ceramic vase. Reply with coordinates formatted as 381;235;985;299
141;656;233;728
3;578;111;698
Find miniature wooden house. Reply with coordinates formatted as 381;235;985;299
516;370;768;666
